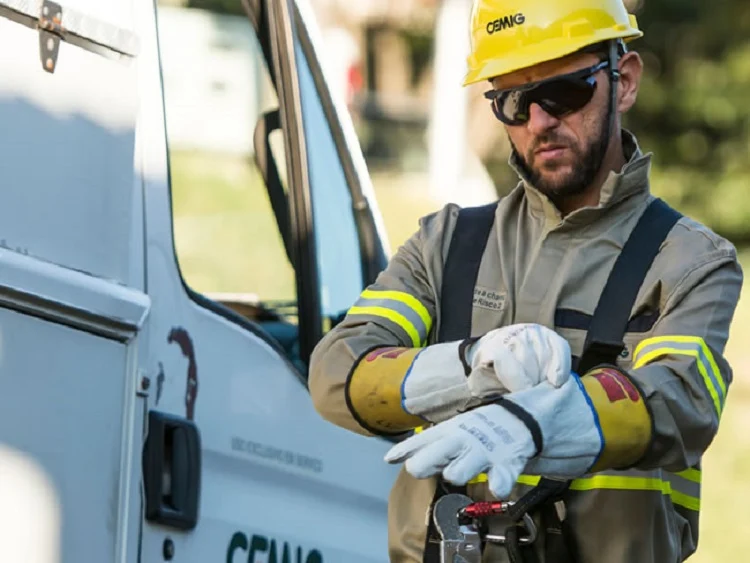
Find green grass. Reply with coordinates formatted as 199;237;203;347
170;150;749;562
169;150;297;300
169;151;446;300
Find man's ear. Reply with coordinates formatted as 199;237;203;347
617;51;643;113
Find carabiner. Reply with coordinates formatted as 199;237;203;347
458;499;538;545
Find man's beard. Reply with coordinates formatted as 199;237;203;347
511;121;610;205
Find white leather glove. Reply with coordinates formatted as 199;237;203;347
401;323;572;424
402;323;571;423
386;376;603;498
465;323;572;396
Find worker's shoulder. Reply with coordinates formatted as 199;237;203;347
414;201;461;235
655;205;742;291
411;200;500;254
666;209;738;264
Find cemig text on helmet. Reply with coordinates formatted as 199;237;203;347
486;13;526;34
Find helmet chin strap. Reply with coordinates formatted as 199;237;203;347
587;38;622;187
603;39;622;154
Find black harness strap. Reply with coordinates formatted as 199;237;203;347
422;202;498;563
438;203;499;342
575;197;683;374
513;197;682;563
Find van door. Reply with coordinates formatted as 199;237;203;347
0;1;146;562
138;0;398;562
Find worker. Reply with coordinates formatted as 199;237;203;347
308;1;743;562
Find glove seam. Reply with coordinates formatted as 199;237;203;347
494;397;544;455
399;347;430;417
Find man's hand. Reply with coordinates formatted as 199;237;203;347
345;323;573;434
400;323;572;424
465;323;572;397
385;376;604;498
384;401;537;498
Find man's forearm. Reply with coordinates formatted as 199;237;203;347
345;346;428;435
313;323;574;438
578;365;653;472
308;327;393;437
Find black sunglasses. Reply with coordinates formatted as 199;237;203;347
484;60;610;126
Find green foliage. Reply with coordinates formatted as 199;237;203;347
400;27;434;89
627;0;750;242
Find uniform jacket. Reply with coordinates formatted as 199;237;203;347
308;130;743;562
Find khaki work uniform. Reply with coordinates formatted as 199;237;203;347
308;130;743;562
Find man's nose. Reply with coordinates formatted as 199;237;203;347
526;103;560;135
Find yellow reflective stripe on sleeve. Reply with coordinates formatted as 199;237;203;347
633;335;725;417
348;306;422;347
348;290;433;347
360;289;432;331
468;473;531;485
675;467;701;483
516;474;539;487
670;489;701;511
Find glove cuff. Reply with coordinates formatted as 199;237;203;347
581;365;653;472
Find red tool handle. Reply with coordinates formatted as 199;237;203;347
460;501;507;519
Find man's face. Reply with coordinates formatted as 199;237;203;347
490;51;613;201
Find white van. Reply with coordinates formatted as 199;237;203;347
0;0;400;561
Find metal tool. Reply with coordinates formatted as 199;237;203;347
459;500;538;546
433;494;482;563
433;495;539;562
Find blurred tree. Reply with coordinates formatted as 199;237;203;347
626;0;750;242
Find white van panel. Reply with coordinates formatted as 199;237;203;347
0;6;139;285
0;248;150;340
0;307;140;563
139;271;397;562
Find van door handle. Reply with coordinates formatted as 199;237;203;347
143;410;202;530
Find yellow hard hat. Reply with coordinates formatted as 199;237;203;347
463;0;643;86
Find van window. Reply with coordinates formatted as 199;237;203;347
293;22;365;323
158;6;299;357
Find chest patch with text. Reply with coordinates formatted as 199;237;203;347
473;286;507;313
